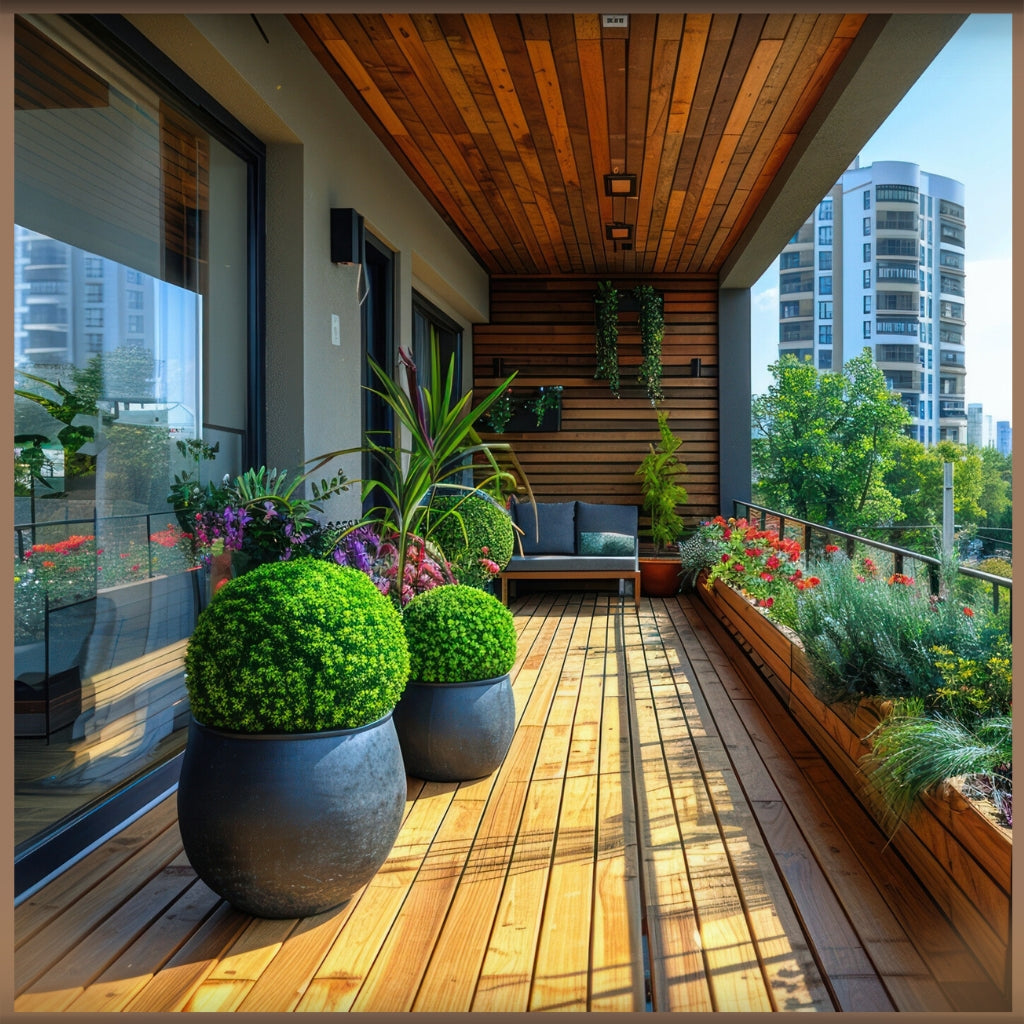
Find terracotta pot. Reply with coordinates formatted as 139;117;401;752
639;556;681;597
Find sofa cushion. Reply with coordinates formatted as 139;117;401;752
505;554;638;572
511;499;575;555
578;531;635;557
574;502;638;549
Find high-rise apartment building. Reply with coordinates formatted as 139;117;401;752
778;159;966;445
968;403;984;447
996;421;1012;456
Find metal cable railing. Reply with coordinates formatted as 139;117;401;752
733;500;1012;618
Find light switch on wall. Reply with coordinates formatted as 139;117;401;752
331;313;341;346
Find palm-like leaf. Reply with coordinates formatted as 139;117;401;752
309;332;534;600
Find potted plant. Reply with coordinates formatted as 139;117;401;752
317;336;535;605
635;410;689;596
177;557;410;918
423;489;515;590
484;386;563;433
393;583;517;781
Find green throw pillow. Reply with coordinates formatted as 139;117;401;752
578;531;634;556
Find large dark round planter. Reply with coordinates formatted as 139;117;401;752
392;673;515;782
639;556;681;597
177;712;406;918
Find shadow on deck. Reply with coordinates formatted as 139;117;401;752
13;591;1009;1012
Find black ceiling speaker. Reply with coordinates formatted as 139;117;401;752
330;208;364;264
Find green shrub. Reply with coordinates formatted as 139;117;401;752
424;491;514;588
863;700;1012;829
676;529;719;592
931;636;1013;724
403;583;517;682
792;553;986;705
978;556;1012;579
184;558;409;732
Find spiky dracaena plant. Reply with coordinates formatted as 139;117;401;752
314;331;534;603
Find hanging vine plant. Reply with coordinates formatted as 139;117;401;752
634;284;664;405
594;280;620;398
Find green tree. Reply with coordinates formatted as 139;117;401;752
977;445;1012;542
884;440;1011;556
751;350;909;530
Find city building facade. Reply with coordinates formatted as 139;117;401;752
997;420;1013;455
778;159;967;445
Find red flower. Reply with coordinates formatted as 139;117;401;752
721;553;731;564
887;573;914;586
759;572;774;582
963;607;975;617
765;554;781;570
825;544;839;554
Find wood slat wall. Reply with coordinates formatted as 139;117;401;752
474;275;719;531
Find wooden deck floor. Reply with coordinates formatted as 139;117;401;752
13;591;1007;1013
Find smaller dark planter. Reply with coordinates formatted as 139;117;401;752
639;556;681;597
393;673;515;781
504;404;561;433
177;712;406;918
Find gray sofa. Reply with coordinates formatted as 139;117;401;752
499;499;641;607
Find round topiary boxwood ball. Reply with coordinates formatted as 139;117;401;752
402;583;517;683
184;558;409;733
426;492;514;588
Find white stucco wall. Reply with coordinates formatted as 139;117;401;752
128;13;490;522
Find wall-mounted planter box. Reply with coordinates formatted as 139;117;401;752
503;403;561;432
694;574;1012;1003
486;387;562;434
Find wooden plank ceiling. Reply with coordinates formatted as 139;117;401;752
289;12;868;278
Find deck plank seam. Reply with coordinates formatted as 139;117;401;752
678;593;966;1011
675;594;893;1009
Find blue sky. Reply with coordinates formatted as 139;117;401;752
750;13;1013;426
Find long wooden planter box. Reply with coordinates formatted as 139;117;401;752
695;575;1012;1000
